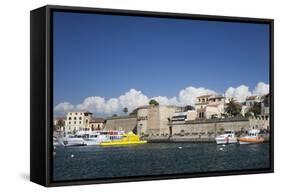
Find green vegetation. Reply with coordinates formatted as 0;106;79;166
184;105;195;111
123;107;128;114
149;99;159;106
225;98;242;117
248;102;261;116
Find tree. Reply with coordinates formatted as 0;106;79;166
245;111;254;118
248;102;261;116
123;107;128;114
184;105;195;111
149;99;159;106
56;119;65;131
225;99;242;117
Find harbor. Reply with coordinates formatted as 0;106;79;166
53;142;270;181
53;93;271;180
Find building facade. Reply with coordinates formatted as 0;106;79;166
89;118;105;130
195;94;225;119
245;95;261;107
65;112;92;132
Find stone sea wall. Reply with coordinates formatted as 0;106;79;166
105;115;137;133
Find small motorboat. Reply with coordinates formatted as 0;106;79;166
215;131;237;145
239;129;264;144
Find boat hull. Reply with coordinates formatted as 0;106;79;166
239;137;264;144
215;138;237;145
100;140;147;146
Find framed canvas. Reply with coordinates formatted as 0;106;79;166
30;5;274;187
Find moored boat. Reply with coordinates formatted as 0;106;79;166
83;130;124;146
100;132;147;146
239;129;264;144
59;134;86;147
215;131;238;145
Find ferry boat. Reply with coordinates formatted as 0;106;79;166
83;130;124;145
100;132;147;146
215;131;238;145
239;129;264;144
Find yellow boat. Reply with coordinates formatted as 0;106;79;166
100;132;147;146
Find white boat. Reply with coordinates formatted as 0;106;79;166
83;130;124;146
239;129;264;144
53;136;60;146
59;134;86;147
215;131;237;144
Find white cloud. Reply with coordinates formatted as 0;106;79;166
151;96;178;106
118;89;148;111
54;82;269;116
178;87;216;106
253;82;269;96
54;102;74;113
225;85;251;102
225;82;269;102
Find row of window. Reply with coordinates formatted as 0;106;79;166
68;121;82;125
68;116;82;120
69;112;83;115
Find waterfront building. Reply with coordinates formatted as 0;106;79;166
89;118;105;130
195;94;225;119
261;93;270;117
245;95;261;107
105;105;180;137
65;112;92;132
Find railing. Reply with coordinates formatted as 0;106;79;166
169;116;249;125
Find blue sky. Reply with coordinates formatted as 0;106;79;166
53;11;270;116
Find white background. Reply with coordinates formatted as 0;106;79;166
0;0;279;191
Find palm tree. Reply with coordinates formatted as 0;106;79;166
225;99;242;117
57;119;65;132
248;102;261;116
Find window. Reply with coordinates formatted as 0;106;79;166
69;121;71;124
74;117;77;120
74;121;76;124
79;121;81;124
79;117;82;120
68;117;71;120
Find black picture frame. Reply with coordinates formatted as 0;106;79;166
30;5;274;187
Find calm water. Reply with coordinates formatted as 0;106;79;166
53;143;270;181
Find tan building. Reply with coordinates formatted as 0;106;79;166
104;105;180;136
245;95;261;107
89;118;105;131
65;112;92;132
136;105;180;136
195;94;225;119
